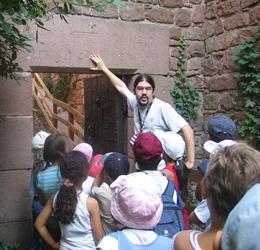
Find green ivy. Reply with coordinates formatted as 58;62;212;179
170;37;200;123
232;28;260;149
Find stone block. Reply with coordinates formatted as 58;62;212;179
209;74;237;91
0;74;32;116
206;34;226;53
249;5;260;24
153;75;174;102
187;41;205;57
0;170;32;222
187;58;202;71
181;27;203;41
119;2;145;21
241;0;258;9
205;2;217;19
203;92;220;110
83;4;118;18
145;7;174;24
159;0;184;8
215;18;224;35
202;21;215;39
189;76;207;89
17;15;169;75
225;30;240;47
169;26;181;40
169;57;178;71
219;92;233;111
223;49;235;71
201;57;218;76
192;5;205;23
170;47;179;57
237;27;258;44
175;9;192;27
217;0;240;17
224;13;249;31
0;117;33;171
0;220;32;249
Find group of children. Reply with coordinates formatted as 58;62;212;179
29;115;260;250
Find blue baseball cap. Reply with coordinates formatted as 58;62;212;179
207;115;236;143
197;160;208;175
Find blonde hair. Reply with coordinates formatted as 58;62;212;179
203;143;260;219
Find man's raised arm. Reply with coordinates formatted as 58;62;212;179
90;54;132;98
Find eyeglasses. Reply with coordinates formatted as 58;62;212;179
136;86;153;91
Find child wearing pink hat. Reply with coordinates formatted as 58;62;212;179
97;172;172;250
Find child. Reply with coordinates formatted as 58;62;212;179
97;172;172;250
91;152;130;234
73;142;95;194
189;115;237;230
215;183;260;250
35;151;105;249
173;142;260;250
31;132;68;249
155;131;190;230
30;130;50;250
33;133;69;205
132;132;185;238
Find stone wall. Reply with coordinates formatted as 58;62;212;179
68;0;259;160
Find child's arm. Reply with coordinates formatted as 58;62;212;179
87;197;105;245
34;198;59;249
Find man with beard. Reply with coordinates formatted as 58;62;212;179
89;54;194;169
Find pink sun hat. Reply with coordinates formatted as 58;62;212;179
110;172;163;229
73;143;93;163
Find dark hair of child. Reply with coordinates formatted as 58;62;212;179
54;151;89;224
104;154;130;181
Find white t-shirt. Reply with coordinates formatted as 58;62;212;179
82;176;94;194
127;93;187;133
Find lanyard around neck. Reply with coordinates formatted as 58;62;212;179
138;101;153;132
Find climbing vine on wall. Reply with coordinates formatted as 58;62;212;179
232;29;260;149
170;37;200;123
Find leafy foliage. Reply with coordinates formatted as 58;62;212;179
0;0;119;79
232;29;260;149
170;37;200;123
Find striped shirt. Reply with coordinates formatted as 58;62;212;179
36;164;62;203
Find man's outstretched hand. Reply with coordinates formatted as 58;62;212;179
89;54;107;71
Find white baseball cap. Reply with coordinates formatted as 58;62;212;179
154;131;185;161
32;131;51;149
203;139;237;154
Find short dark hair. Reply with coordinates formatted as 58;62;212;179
134;74;155;91
104;153;130;181
43;133;68;163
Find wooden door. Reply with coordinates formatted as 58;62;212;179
84;75;127;154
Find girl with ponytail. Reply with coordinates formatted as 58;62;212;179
35;151;104;249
